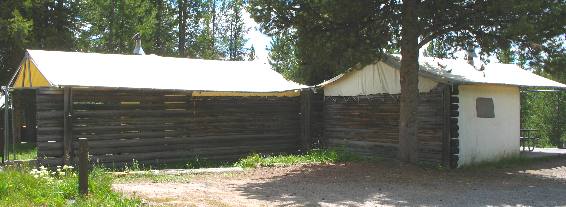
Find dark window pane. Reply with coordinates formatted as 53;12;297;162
476;97;494;118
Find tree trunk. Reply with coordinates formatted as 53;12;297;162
155;0;164;55
178;0;186;57
119;0;125;52
399;0;420;163
211;0;217;50
54;0;65;50
467;48;474;65
108;0;116;52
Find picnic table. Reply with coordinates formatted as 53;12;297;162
520;128;539;151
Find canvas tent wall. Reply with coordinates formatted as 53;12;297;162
319;55;566;167
6;50;320;167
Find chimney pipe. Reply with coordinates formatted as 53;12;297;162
466;45;475;66
132;33;145;55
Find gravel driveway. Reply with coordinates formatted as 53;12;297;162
113;157;566;207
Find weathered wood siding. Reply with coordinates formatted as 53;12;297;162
36;88;302;167
10;89;38;144
324;84;450;165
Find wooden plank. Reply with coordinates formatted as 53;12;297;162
63;86;73;165
37;111;64;120
300;89;312;150
88;144;299;163
73;110;195;118
81;138;299;155
78;138;89;196
37;88;64;95
35;89;304;168
442;84;451;167
82;133;297;149
322;85;446;163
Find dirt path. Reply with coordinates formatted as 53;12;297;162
113;158;566;207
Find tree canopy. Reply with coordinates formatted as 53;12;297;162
251;0;565;85
0;0;255;85
249;0;566;162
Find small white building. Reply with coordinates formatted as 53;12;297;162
319;55;566;167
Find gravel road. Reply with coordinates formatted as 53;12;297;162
113;157;566;207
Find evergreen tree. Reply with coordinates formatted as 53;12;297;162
0;3;33;85
223;0;248;60
151;0;177;56
0;0;79;85
249;0;566;163
247;45;256;61
78;0;155;54
268;30;300;82
496;46;515;64
424;39;449;58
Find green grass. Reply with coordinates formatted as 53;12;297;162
15;143;37;160
235;148;364;168
0;165;141;206
112;157;231;172
112;171;196;183
185;156;230;169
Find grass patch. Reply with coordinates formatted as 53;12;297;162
185;157;230;169
0;165;141;206
113;172;195;183
235;148;363;168
113;157;230;172
3;143;38;161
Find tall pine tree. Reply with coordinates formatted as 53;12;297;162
249;0;566;163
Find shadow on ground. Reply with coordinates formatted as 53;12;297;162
235;157;566;206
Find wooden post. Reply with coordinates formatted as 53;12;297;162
300;89;312;150
0;110;3;163
63;87;73;165
2;87;9;163
78;138;89;196
441;84;451;167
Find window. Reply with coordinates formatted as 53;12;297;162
476;97;494;118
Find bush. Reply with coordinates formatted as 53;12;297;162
521;72;566;147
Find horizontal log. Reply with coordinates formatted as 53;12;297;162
85;139;298;157
83;133;298;149
89;144;298;163
37;89;63;95
37;111;64;120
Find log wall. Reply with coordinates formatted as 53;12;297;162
323;84;451;165
11;89;37;144
36;88;303;167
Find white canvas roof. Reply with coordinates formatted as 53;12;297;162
320;54;566;88
415;55;566;88
20;50;306;92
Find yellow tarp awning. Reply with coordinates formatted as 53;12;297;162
12;57;50;88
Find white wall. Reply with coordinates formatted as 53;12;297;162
324;62;439;96
457;84;520;166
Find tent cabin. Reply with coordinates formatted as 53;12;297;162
319;55;566;167
5;49;309;166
